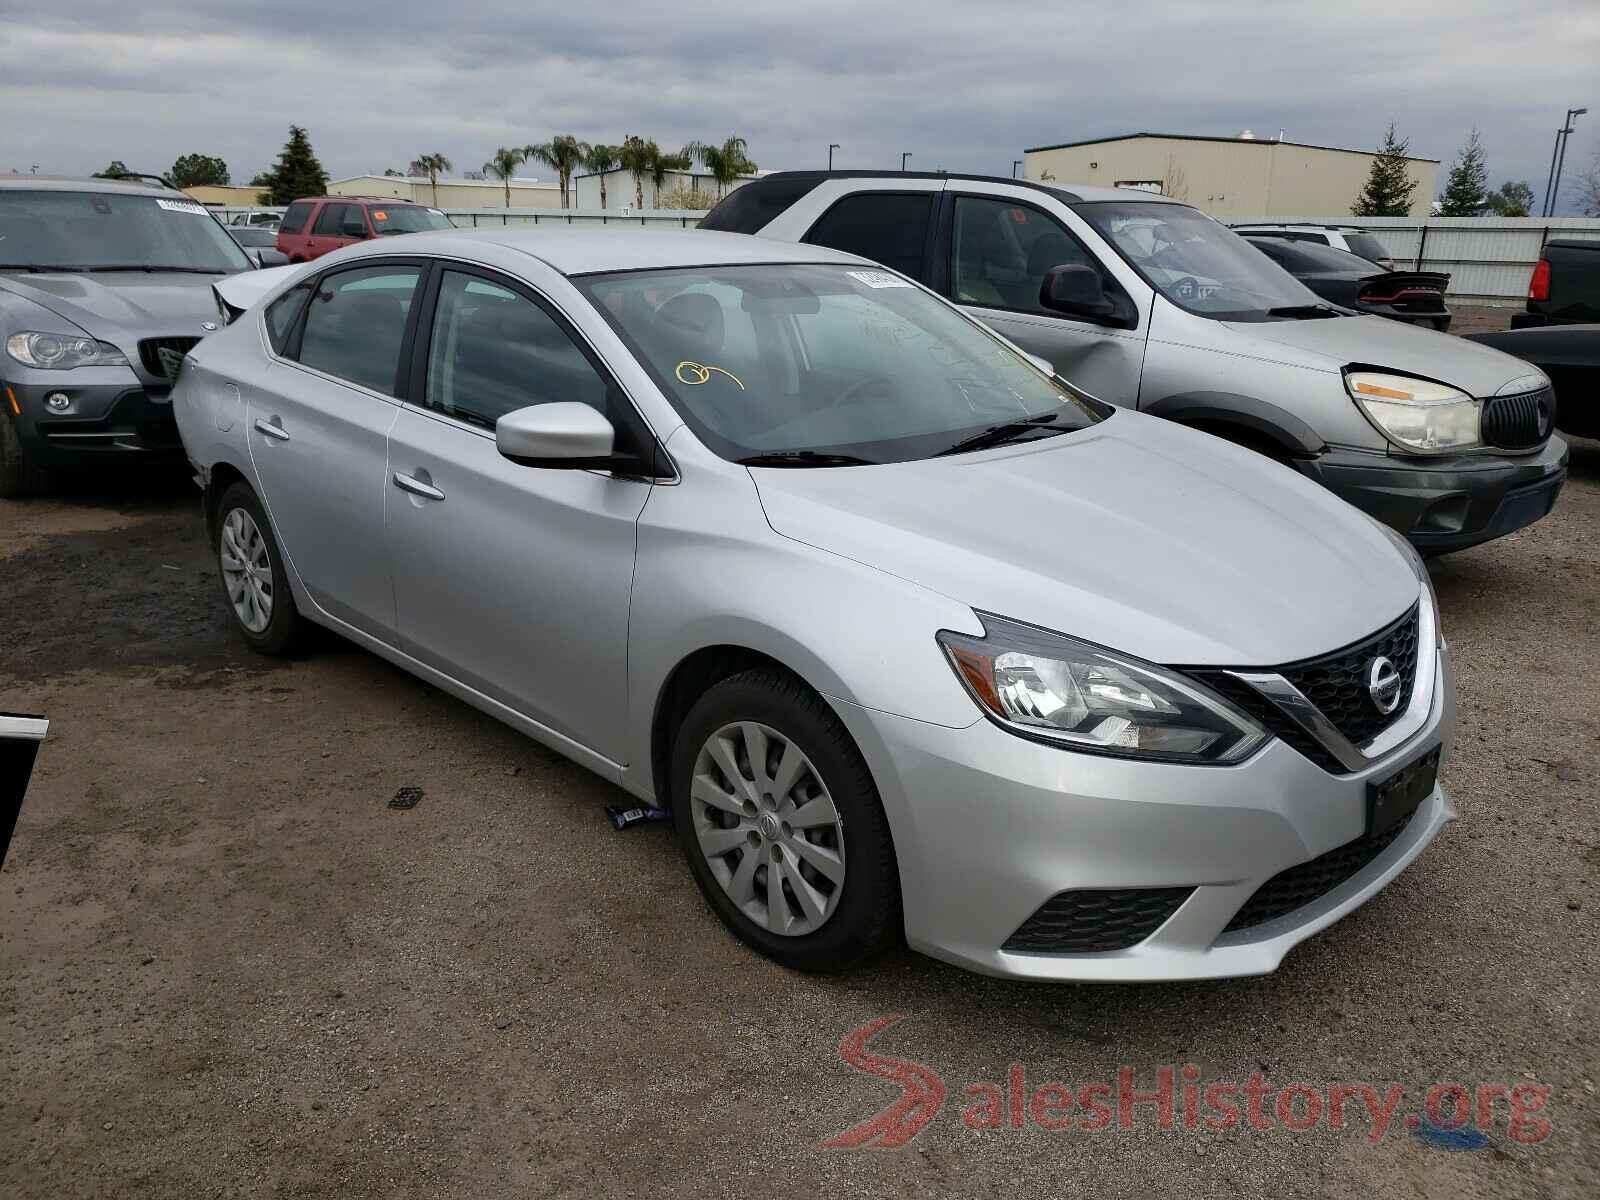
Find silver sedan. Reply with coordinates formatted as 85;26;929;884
172;228;1454;980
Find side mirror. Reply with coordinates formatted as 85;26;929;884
1040;264;1116;319
496;403;615;468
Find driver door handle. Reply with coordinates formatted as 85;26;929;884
253;417;290;442
393;471;445;502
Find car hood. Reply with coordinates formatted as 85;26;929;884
0;271;232;340
1226;312;1537;395
751;411;1418;667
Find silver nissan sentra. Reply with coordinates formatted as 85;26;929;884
172;228;1455;981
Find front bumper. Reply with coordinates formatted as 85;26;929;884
1300;437;1568;554
830;639;1455;982
5;378;186;470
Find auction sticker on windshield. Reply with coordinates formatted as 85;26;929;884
847;269;912;289
156;199;208;215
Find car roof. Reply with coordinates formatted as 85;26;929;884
293;195;424;205
339;226;870;275
0;175;183;196
748;170;1185;206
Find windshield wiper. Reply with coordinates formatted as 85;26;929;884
936;412;1068;457
1265;303;1346;319
737;451;879;468
80;265;232;274
0;264;88;272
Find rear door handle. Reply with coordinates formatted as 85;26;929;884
253;417;290;442
393;471;445;502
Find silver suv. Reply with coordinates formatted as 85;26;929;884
706;173;1568;554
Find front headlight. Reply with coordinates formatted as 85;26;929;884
938;614;1268;764
1346;370;1480;453
6;331;129;370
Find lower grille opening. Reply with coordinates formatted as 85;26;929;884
1003;887;1194;954
1223;811;1416;935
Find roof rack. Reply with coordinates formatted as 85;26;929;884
91;171;181;190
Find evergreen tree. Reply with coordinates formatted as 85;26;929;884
1437;130;1488;216
98;160;131;179
262;126;329;206
1352;124;1419;216
171;153;230;188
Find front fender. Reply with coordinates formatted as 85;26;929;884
1141;390;1327;457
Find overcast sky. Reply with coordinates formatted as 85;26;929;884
3;1;1597;211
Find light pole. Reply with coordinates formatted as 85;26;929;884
1547;107;1587;216
901;152;912;171
828;143;839;170
1012;159;1022;178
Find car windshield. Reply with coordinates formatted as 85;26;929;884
0;188;252;273
578;263;1108;464
228;227;276;247
1076;201;1327;320
372;207;453;234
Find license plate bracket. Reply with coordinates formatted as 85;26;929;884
1367;747;1439;837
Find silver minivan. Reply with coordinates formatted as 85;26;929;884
706;172;1568;554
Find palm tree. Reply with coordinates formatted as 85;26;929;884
414;153;451;206
617;135;653;211
690;137;757;198
482;147;526;208
651;146;693;207
582;143;621;209
525;135;588;209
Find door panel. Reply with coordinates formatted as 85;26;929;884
386;408;648;760
944;190;1149;407
247;262;421;637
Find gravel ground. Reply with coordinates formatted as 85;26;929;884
1;429;1596;1199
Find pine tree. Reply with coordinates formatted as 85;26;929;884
1437;130;1488;216
263;126;329;206
1352;124;1420;217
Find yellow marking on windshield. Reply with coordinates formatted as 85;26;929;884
676;361;745;390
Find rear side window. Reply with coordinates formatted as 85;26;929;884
1342;232;1391;264
312;203;350;236
295;265;421;395
278;201;313;235
803;192;933;279
264;282;312;354
699;176;820;232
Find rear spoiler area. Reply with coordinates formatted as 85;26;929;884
212;264;302;325
1357;271;1450;305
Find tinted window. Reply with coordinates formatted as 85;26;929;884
951;195;1094;313
264;281;312;354
1247;237;1381;274
278;201;313;235
700;176;821;233
296;265;420;394
312;203;349;236
423;270;609;429
229;227;275;248
803;192;932;278
1342;232;1392;265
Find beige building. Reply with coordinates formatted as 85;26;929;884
184;184;270;208
1023;132;1438;219
326;175;565;209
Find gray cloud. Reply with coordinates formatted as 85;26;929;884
3;1;1597;210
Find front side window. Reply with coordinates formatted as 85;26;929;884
951;195;1095;313
295;265;420;394
803;192;933;279
278;201;313;234
1076;201;1328;320
0;188;252;273
578;263;1106;464
423;270;608;429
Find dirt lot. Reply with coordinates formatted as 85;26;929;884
2;426;1597;1197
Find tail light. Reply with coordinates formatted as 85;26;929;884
1528;258;1551;302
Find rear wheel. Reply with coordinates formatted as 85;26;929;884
0;413;51;498
214;482;309;655
670;669;899;973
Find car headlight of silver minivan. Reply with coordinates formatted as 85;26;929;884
6;332;129;370
1346;371;1480;453
938;614;1268;764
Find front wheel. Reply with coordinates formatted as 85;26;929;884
670;668;900;973
214;482;309;655
0;413;51;498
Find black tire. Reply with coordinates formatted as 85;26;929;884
0;412;52;498
213;481;310;656
670;667;900;973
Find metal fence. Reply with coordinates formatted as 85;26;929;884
216;207;1600;302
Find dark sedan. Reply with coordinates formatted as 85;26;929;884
1465;324;1600;440
1243;236;1452;331
227;226;289;267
